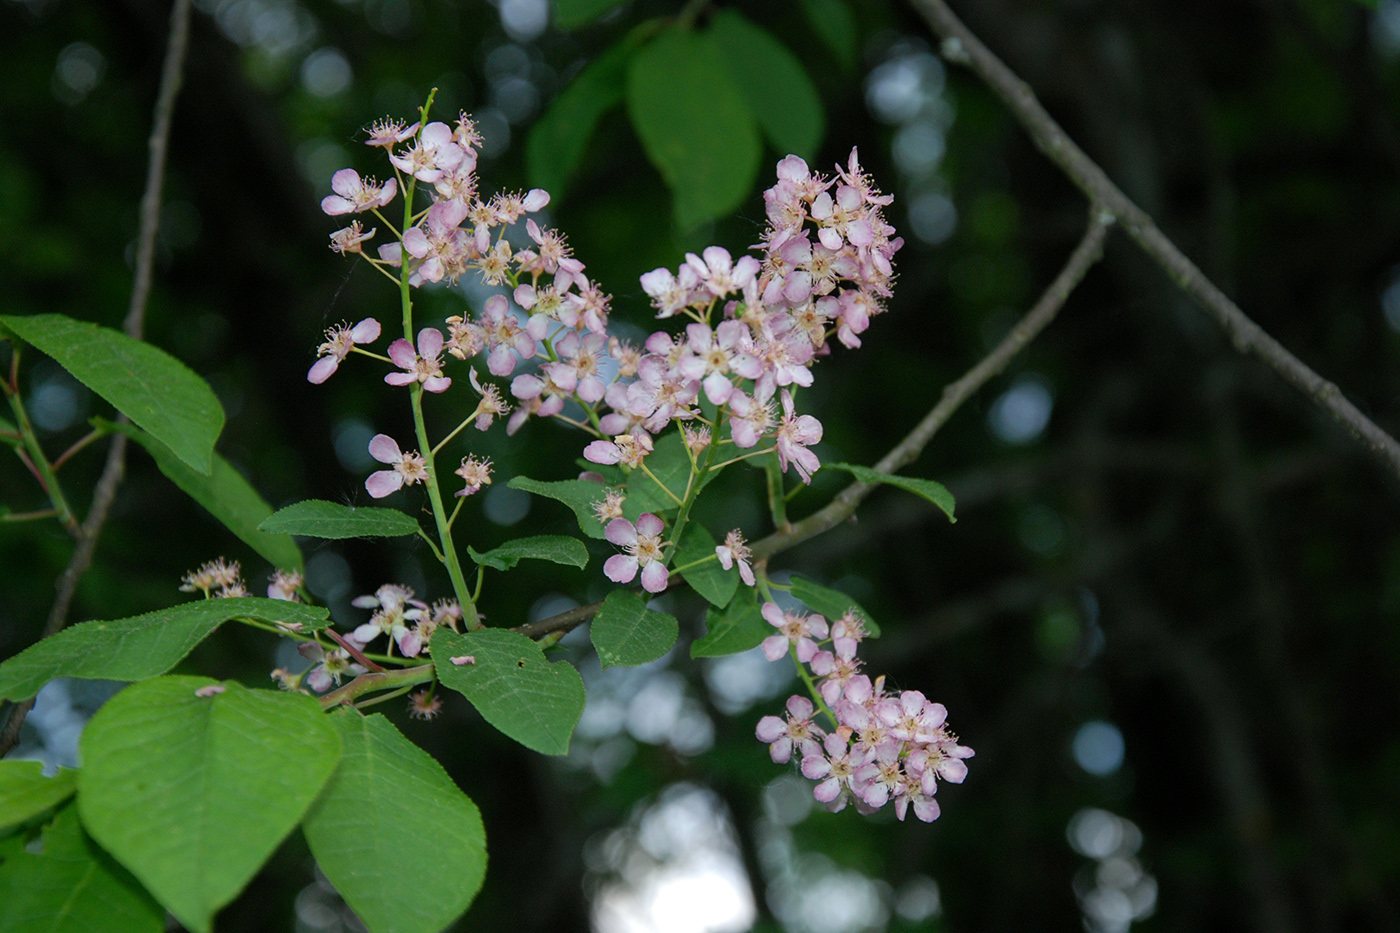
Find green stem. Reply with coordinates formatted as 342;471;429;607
764;455;789;531
663;429;720;570
4;389;77;531
319;664;436;709
793;646;838;728
640;460;685;507
411;383;479;628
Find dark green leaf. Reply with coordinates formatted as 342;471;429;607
826;462;956;522
789;575;880;637
691;587;768;658
622;432;691;518
673;523;738;608
552;0;626;30
590;590;679;668
110;420;304;569
0;597;330;703
627;27;762;228
303;714;486;933
508;476;610;539
1;314;222;475
528;32;643;197
78;677;342;933
0;764;77;834
468;534;589;572
0;805;164;933
259;499;420;539
798;0;858;71
710;11;824;161
433;629;585;756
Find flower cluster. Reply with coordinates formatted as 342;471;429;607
179;558;247;598
755;604;973;822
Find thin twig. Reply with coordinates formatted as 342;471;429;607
909;0;1400;480
514;211;1111;641
0;0;192;758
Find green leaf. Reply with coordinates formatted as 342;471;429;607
826;462;956;523
508;476;610;539
691;587;768;658
110;420;303;570
590;590;679;668
303;713;486;933
433;629;585;756
528;31;644;197
622;432;691;517
709;11;824;161
0;764;77;834
77;677;342;933
259;499;420;539
468;534;589;572
1;314;222;475
798;0;858;71
552;0;626;30
789;575;880;637
673;523;738;608
0;805;164;933
0;597;330;703
627;26;762;228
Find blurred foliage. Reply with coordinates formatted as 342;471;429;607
3;0;1400;931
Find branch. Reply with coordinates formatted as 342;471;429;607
909;0;1400;480
319;665;435;710
0;0;192;758
514;209;1111;641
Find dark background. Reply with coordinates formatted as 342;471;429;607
2;0;1399;930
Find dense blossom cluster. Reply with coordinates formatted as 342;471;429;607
312;113;901;507
298;110;970;816
756;603;973;822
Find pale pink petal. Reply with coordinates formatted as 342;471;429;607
350;318;381;343
387;338;418;368
640;562;668;593
307;356;340;384
635;513;664;537
367;434;401;464
365;470;404;498
604;553;638;584
605;518;638;547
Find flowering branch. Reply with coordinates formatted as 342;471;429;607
910;0;1400;481
0;0;192;758
514;209;1112;641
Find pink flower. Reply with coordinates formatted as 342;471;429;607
584;432;653;468
365;434;428;499
308;318;381;384
715;529;755;586
774;389;823;483
684;246;760;299
350;583;429;657
385;328;452;393
453;455;492;497
754;695;824;763
297;641;366;693
267;569;303;602
389;121;466;182
603;513;669;593
321;169;398;215
760;601;828;662
329;220;375;255
365;117;418;148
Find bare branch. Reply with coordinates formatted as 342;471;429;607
909;0;1400;480
0;0;192;758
